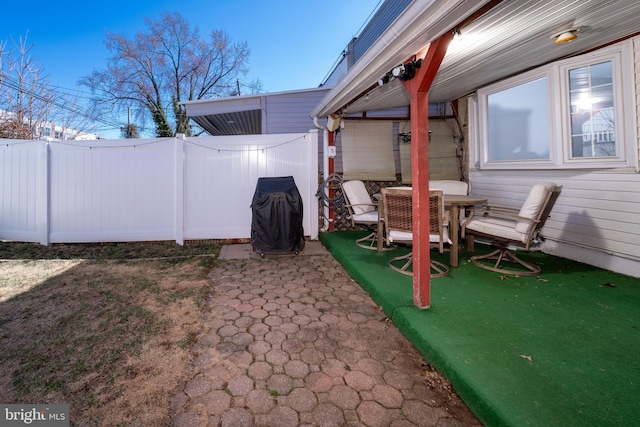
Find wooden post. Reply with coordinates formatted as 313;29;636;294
400;32;453;308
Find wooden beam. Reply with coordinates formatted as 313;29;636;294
401;32;454;309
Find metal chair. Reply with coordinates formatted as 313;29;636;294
462;183;562;275
380;187;450;277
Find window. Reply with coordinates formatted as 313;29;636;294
568;61;615;158
475;42;634;169
487;76;550;162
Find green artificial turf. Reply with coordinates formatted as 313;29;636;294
321;231;640;427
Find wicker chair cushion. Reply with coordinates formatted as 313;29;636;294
388;228;450;244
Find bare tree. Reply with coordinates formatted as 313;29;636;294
0;34;53;138
0;33;96;140
80;11;259;137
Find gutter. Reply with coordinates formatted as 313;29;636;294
310;0;491;118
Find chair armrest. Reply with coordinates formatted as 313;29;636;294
344;202;378;219
472;205;542;224
481;204;519;214
345;202;378;208
461;205;541;238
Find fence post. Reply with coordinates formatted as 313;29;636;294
38;140;50;246
308;129;319;239
175;134;185;245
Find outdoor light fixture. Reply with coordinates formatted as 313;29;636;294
392;59;422;81
399;59;421;81
391;64;405;78
552;28;579;44
377;59;423;87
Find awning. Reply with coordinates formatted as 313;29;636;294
312;0;640;117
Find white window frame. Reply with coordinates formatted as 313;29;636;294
475;41;636;170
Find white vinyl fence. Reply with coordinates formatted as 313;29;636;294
0;132;319;245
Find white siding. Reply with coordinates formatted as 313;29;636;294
468;168;640;278
635;36;640;171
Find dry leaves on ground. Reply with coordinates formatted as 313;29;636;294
0;241;219;426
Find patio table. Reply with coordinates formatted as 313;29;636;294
377;190;487;268
444;194;487;267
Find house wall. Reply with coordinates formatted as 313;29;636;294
351;0;412;63
465;38;640;278
264;90;329;134
263;89;329;174
635;36;640;164
467;169;640;276
320;0;411;87
0;133;319;245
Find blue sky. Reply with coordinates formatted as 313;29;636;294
2;0;382;136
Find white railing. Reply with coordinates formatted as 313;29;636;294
0;132;319;245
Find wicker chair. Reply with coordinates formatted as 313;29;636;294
341;180;392;250
462;183;562;275
380;187;450;277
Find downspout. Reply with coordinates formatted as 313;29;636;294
313;116;331;232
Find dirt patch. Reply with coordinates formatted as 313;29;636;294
0;241;219;426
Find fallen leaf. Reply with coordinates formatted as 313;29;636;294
520;355;533;362
499;276;509;280
537;277;549;282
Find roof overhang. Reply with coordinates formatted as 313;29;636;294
183;87;331;135
312;0;640;117
311;0;492;118
184;95;263;135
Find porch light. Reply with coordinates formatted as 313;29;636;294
379;59;423;86
553;28;578;44
392;65;405;77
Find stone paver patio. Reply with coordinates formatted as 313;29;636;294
168;242;480;426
